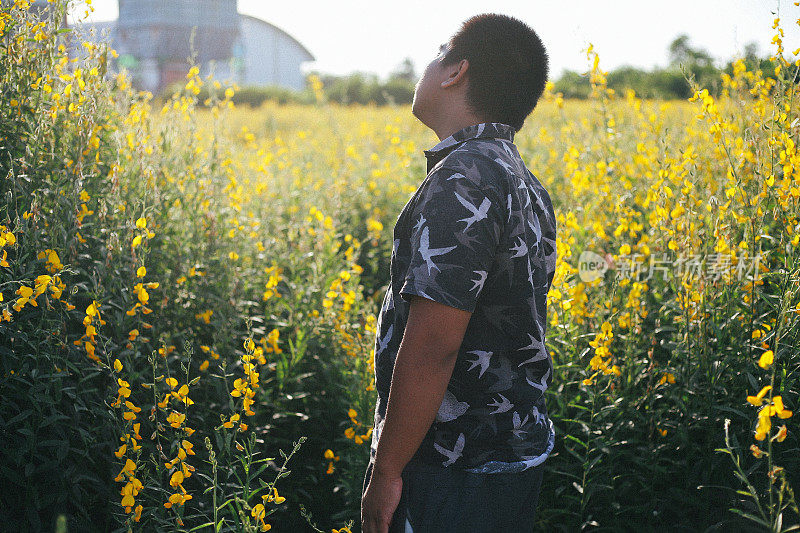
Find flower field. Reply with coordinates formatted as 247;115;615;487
1;1;798;531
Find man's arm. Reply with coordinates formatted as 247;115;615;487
371;294;472;479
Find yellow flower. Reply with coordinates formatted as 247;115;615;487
114;443;127;458
746;385;772;406
657;372;676;386
33;275;51;296
323;449;334;460
117;458;136;480
121;493;135;509
250;503;272;531
758;350;774;369
231;378;248;398
164;492;192;508
170;470;184;487
769;396;793;418
223;413;240;429
114;359;123;372
136;266;146;278
167;412;186;428
135;217;147;229
16;286;33;298
244;338;255;352
755;407;771;440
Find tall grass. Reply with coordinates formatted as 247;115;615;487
0;1;797;531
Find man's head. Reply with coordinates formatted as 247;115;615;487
412;13;549;134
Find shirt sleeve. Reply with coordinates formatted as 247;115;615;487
399;165;506;313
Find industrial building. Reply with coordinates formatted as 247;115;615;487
68;0;315;94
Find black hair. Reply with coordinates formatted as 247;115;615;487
442;13;549;131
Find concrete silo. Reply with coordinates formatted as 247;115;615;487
116;0;240;93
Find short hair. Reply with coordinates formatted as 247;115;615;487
442;13;549;131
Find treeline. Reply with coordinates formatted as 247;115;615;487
162;35;795;106
554;35;797;99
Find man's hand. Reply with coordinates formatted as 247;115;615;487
361;468;403;533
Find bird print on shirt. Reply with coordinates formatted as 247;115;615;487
434;432;466;467
518;177;532;209
412;213;426;233
435;389;470;422
488;393;514;414
493;156;515;173
530;404;547;426
418;225;457;275
510;236;528;258
525;365;552;394
526;256;535;289
517;332;548;367
454;228;483;251
471;407;500;437
470;270;488;293
375;323;393;357
446;172;468;181
501;139;515;157
455;192;492;232
528;215;542;244
511;411;530;439
466;349;492;378
486;356;515;393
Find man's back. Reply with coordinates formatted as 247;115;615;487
369;121;558;473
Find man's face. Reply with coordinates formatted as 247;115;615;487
411;41;450;122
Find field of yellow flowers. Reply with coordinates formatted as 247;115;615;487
1;1;799;531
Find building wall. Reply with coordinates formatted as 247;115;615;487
116;0;239;62
67;10;314;94
238;16;314;91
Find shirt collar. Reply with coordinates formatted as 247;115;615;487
423;122;516;174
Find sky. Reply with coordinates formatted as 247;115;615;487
67;0;800;81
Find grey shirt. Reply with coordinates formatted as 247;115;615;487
369;122;557;473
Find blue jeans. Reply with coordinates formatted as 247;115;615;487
361;459;545;532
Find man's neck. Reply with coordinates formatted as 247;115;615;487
431;114;487;142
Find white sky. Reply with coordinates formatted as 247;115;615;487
67;0;800;81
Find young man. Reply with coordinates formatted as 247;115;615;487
361;13;556;533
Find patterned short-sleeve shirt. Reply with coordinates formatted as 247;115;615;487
369;122;557;474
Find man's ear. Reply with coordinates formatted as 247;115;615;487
441;59;469;89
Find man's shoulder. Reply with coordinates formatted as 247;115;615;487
431;141;521;193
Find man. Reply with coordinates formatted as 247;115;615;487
361;13;556;533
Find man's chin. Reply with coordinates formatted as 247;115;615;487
411;100;422;120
